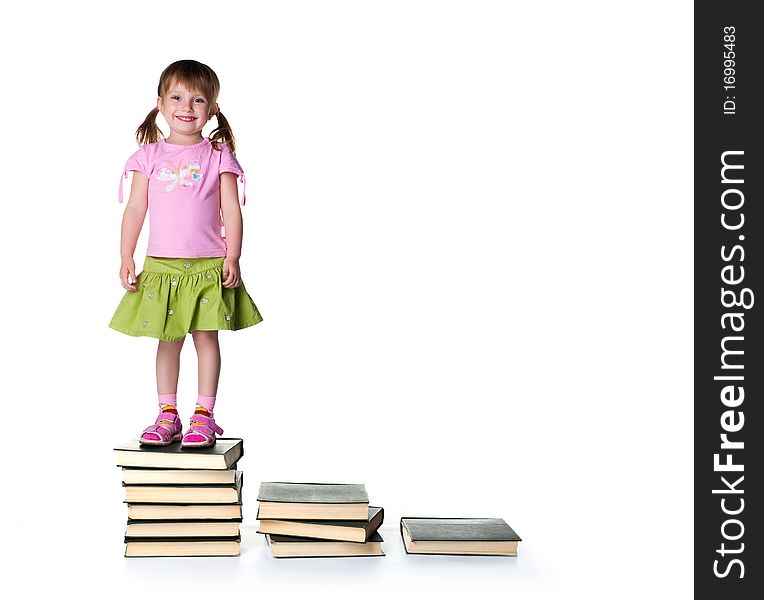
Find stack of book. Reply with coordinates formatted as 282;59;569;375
114;438;244;557
400;517;521;556
257;482;385;558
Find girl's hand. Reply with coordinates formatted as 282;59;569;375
222;256;242;288
120;257;138;291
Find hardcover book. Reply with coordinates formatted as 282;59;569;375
115;438;243;470
125;534;241;543
122;468;237;486
266;532;384;558
123;471;243;504
257;482;369;520
258;506;383;542
400;517;521;556
127;503;243;521
124;537;241;557
125;520;241;538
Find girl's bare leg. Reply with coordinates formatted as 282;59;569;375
140;338;185;444
191;331;221;397
156;337;186;394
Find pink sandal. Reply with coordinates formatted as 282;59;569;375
181;414;224;448
140;412;183;446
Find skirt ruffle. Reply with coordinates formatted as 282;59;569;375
109;256;263;342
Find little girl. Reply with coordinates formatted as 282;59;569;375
110;59;263;448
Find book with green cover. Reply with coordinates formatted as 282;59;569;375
257;482;369;520
114;438;243;470
258;506;383;542
400;517;521;556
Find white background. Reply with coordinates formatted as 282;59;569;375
1;1;692;598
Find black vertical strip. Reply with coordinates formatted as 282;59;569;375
696;5;761;596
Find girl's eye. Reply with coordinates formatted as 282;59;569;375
167;95;205;103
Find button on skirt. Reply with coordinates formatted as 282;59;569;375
109;256;263;342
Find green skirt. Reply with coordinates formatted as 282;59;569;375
109;256;263;342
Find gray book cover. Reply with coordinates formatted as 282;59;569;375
401;518;521;541
258;482;369;503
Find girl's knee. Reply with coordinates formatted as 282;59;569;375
191;330;219;346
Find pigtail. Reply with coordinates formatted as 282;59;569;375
209;109;237;155
135;107;164;146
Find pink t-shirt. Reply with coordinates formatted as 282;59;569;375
118;137;247;258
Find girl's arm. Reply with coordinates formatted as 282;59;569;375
220;171;243;288
119;172;149;291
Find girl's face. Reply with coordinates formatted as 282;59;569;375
157;81;217;141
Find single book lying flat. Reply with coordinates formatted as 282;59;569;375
125;538;240;557
123;472;243;504
258;506;384;542
266;532;384;558
122;468;237;486
257;482;369;520
114;438;243;470
125;520;241;538
400;517;521;556
127;503;242;521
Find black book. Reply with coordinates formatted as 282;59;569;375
125;534;241;543
114;438;243;470
257;482;369;520
266;531;384;558
400;517;521;556
258;506;383;542
123;471;243;504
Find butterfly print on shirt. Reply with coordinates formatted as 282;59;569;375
155;159;204;192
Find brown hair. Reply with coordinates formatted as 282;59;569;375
135;59;237;154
